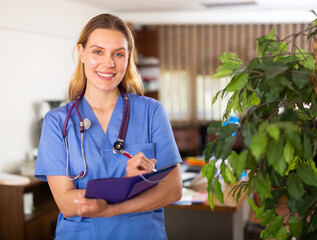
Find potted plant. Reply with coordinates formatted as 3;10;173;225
203;15;317;239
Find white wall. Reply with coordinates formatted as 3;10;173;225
0;0;111;172
1;0;316;172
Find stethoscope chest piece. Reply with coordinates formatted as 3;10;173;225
113;140;124;154
83;118;91;129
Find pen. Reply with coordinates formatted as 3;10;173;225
119;149;157;172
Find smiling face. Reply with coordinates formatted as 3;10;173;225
78;28;129;96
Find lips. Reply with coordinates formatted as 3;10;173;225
96;71;116;78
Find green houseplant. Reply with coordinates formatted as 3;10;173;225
203;16;317;239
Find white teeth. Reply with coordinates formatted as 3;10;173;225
97;72;115;77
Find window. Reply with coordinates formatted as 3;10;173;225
157;23;312;126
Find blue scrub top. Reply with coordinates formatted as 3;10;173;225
34;93;182;240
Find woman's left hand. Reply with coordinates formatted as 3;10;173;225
74;194;114;218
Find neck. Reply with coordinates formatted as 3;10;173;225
84;87;120;110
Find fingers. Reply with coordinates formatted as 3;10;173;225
149;158;157;170
137;152;157;170
74;194;107;217
125;152;157;177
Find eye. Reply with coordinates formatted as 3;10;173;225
93;50;102;55
114;51;126;57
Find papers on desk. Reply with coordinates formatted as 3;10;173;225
172;188;208;205
183;156;206;173
173;167;208;206
0;173;31;185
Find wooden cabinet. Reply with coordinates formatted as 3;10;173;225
0;177;59;240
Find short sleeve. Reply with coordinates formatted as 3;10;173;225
151;102;182;169
34;113;67;181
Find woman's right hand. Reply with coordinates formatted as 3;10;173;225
125;152;157;177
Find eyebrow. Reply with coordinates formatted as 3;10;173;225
89;45;128;51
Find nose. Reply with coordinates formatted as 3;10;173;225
103;54;115;68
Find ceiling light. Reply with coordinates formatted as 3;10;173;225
199;0;256;8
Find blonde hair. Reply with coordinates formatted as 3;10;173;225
68;14;144;101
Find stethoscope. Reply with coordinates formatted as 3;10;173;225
63;88;131;180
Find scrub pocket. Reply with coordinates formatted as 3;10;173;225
128;210;167;240
129;143;156;160
103;143;156;177
55;218;93;240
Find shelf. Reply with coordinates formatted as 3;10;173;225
25;197;58;223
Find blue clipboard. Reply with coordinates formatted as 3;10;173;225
85;164;177;203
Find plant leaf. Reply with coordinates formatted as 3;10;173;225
250;131;268;162
218;123;239;138
260;216;284;239
303;132;313;160
214;177;224;204
207;121;222;134
202;159;217;180
267;138;286;175
267;138;283;166
212;90;222;104
221;161;236;184
228;149;248;177
254;173;272;201
272;157;287;176
219;52;242;63
296;49;316;70
225;72;249;92
213;69;233;79
267;41;280;53
266;27;276;40
250;92;261;105
307;211;317;233
266;124;280;141
286;173;304;200
214;136;236;160
216;61;242;71
260;209;276;225
247;197;264;219
288;215;300;237
257;61;289;81
276;226;288;240
203;160;217;210
265;188;283;209
292;70;310;89
232;92;243;113
242;122;257;147
204;141;214;162
283;140;295;164
284;128;303;156
297;162;317;187
208;190;214;209
285;156;299;175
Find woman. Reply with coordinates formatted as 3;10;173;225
34;13;182;239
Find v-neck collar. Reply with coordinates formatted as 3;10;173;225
79;94;125;150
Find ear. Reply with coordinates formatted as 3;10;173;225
77;44;84;63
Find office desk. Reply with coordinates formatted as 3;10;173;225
164;184;250;240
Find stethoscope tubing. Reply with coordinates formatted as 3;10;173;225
63;91;85;138
117;88;130;141
64;88;130;180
